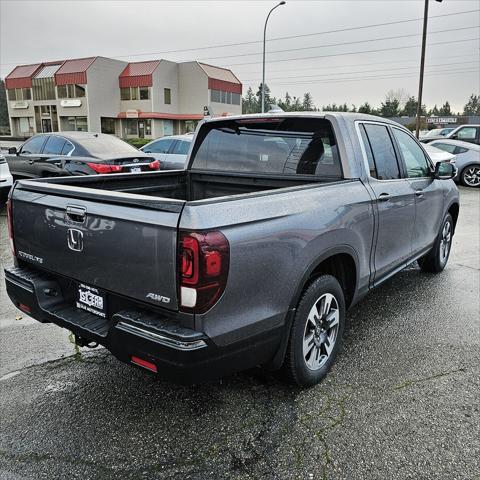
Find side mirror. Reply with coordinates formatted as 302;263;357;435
8;147;17;155
450;134;457;140
434;161;456;180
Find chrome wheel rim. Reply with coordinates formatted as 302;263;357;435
303;293;339;371
440;220;452;264
463;166;480;187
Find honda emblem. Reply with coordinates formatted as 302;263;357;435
67;228;84;252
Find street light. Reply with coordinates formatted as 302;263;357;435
415;0;443;138
262;1;286;113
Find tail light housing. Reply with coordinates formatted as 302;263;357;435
178;231;229;313
87;162;123;174
149;159;160;170
6;198;15;257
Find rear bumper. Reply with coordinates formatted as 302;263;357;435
4;266;281;383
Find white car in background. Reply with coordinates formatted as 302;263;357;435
0;154;13;203
423;143;456;165
428;139;480;188
140;134;193;170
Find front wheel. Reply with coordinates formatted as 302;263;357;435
460;165;480;188
418;213;453;273
282;275;345;387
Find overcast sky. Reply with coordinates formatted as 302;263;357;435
1;0;478;112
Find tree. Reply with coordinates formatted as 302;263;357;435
379;98;400;117
429;104;440;116
278;91;292;111
0;79;8;127
401;96;418;116
438;101;452;116
302;92;314;111
242;86;258;114
291;96;302;111
255;83;271;112
358;102;372;114
463;94;480;115
385;88;409;110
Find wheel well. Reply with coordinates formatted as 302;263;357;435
448;203;459;232
307;253;357;309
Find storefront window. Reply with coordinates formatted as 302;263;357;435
101;117;117;135
125;119;138;136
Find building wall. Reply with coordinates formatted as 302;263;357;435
86;57;127;132
152;60;179;113
178;62;209;114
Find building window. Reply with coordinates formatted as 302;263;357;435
139;86;149;100
32;78;56;100
120;86;150;101
125;119;139;136
8;88;32;101
164;88;171;104
101;117;117;135
62;116;88;132
210;89;241;105
57;84;85;99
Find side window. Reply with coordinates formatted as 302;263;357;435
172;140;191;155
43;136;67;155
392;128;430;178
21;136;46;154
363;124;400;180
432;143;456;154
455;127;477;141
454;146;469;154
359;124;377;178
147;138;174;154
61;141;75;156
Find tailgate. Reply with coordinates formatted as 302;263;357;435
11;186;184;311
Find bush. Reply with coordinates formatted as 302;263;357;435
125;137;151;148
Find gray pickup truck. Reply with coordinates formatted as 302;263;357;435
5;113;459;387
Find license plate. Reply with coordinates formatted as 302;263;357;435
130;167;141;173
76;283;107;318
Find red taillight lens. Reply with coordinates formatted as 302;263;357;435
6;199;15;257
131;356;157;373
87;162;123;174
149;159;160;170
178;231;229;313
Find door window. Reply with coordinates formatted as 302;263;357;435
455;127;477;141
61;141;75;156
146;138;174;154
172;140;191;155
431;143;456;154
363;124;400;180
392;128;430;178
21;136;47;154
43;135;67;155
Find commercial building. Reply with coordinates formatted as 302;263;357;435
5;56;242;139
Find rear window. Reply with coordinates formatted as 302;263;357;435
79;135;139;156
191;117;342;177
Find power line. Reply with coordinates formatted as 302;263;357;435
241;59;480;82
194;25;479;62
222;37;480;67
1;9;478;67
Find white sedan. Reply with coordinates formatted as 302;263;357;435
0;154;13;203
422;143;456;165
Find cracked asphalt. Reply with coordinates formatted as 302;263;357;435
0;187;479;480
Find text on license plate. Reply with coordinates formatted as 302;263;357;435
76;283;107;318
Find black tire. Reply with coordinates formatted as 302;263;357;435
282;274;345;387
418;213;453;273
460;165;480;188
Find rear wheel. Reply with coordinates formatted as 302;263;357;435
460;165;480;188
418;213;453;273
282;275;345;387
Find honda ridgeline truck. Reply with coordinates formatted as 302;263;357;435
5;113;459;387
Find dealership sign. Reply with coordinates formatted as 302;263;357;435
427;117;458;124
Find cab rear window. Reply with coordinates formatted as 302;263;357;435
191;117;342;177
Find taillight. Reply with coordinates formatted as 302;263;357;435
6;199;15;257
149;159;160;170
178;231;229;313
87;162;123;174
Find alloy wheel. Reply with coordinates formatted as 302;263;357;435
463;166;480;187
440;220;452;264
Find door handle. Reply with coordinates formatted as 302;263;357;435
415;190;424;198
66;205;86;223
378;193;391;202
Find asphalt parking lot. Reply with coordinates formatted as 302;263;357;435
0;187;478;480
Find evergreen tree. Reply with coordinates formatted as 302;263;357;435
242;87;258;114
302;92;314;111
255;83;271;112
463;94;480;115
292;96;302;111
438;101;452;115
379;98;400;117
358;102;372;114
401;96;418;116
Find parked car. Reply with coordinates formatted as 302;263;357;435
419;127;455;142
445;124;479;145
429;139;480;188
0;154;13;202
422;143;456;165
5;132;159;178
140;134;192;170
5;112;459;387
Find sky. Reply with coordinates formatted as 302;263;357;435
0;0;479;112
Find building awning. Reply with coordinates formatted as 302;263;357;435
5;63;42;89
198;62;242;94
119;60;161;88
55;57;97;85
118;111;204;121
